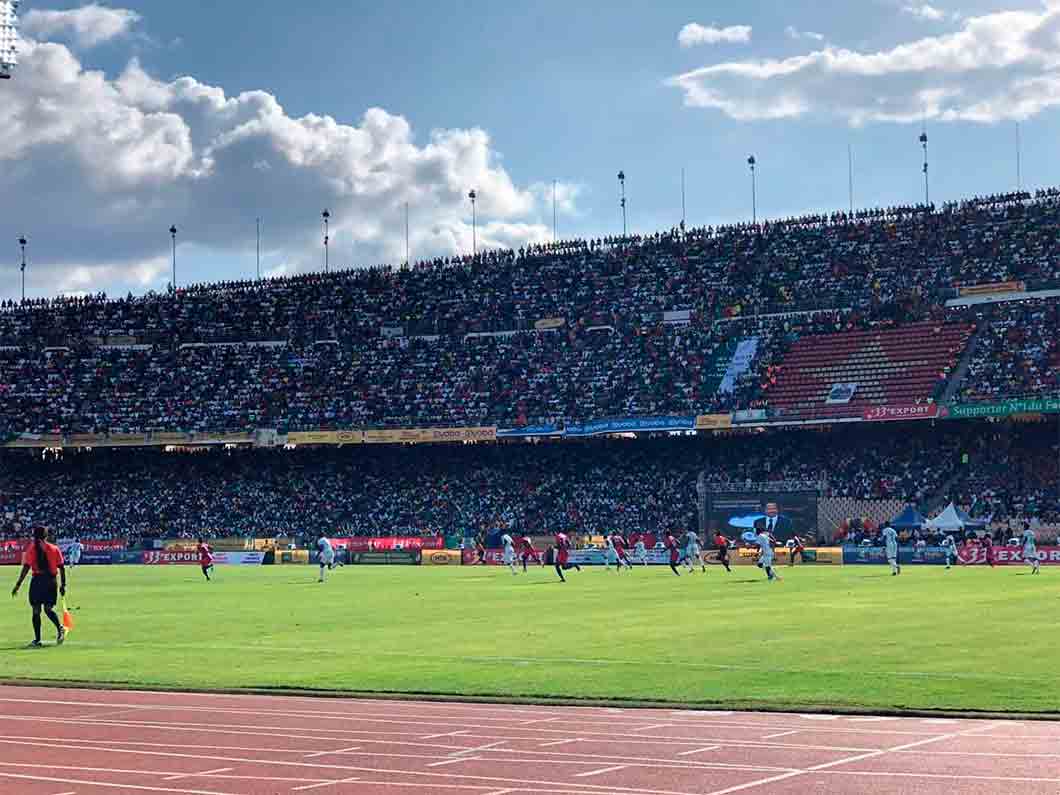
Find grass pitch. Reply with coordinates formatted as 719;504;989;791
1;563;1057;714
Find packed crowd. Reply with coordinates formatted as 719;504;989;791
957;297;1060;402
3;422;1037;541
0;321;762;434
2;188;1058;348
2;189;1059;436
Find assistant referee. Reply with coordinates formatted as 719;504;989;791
10;526;67;648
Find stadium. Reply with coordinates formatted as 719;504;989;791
2;2;1060;793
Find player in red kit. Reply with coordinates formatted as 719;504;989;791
196;537;215;581
713;531;732;572
982;535;996;568
611;532;632;570
554;532;581;582
519;534;542;572
664;530;681;576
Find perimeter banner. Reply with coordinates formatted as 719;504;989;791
862;404;946;422
422;550;463;565
946;398;1060;419
363;426;496;444
286;430;363;445
958;546;1060;566
843;546;952;565
142;550;264;565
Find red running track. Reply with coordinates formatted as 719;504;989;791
0;685;1056;794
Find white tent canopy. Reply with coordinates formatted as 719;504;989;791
926;503;967;531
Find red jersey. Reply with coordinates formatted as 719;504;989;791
610;534;627;552
713;533;728;548
555;533;571;552
519;536;536;553
21;541;64;576
664;533;678;551
197;543;214;565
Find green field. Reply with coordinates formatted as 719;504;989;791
2;563;1057;714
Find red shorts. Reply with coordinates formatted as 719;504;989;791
669;550;679;565
557;551;569;566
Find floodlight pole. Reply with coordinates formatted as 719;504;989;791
18;235;26;303
468;190;477;255
322;209;330;273
169;225;177;290
920;130;929;205
748;156;757;224
617;171;626;236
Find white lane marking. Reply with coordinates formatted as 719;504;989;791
539;738;582;747
304;746;361;758
676;745;720;756
521;717;562;725
823;770;1060;784
426;756;481;767
450;740;507;757
421;730;470;740
761;730;799;740
0;738;718;795
0;715;881;755
700;723;994;795
632;724;670;732
163;767;233;781
291;777;361;792
797;715;839;721
848;717;895;723
574;765;628;778
0;772;235;795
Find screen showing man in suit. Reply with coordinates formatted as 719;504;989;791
705;491;817;542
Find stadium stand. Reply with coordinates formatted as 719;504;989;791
1;189;1058;542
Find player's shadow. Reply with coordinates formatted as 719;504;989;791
724;579;767;585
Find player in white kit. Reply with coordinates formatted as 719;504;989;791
1021;527;1040;574
882;526;900;576
501;533;517;574
683;529;705;573
633;534;648;565
940;534;957;570
755;529;779;581
317;535;337;582
66;539;84;568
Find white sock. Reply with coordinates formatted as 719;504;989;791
319;566;326;581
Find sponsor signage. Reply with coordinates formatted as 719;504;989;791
843;546;953;565
363;426;497;444
946;398;1060;419
733;408;767;424
957;546;1060;566
142;550;264;565
286;430;363;445
349;550;421;565
863;403;945;422
958;281;1025;297
565;416;695;437
695;414;733;430
497;424;562;437
422;550;463;565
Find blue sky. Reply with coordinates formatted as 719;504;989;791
2;0;1058;299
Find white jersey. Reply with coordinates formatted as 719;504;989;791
501;534;515;564
755;532;774;564
941;536;957;555
317;537;335;562
68;542;83;561
685;531;700;554
1022;529;1037;555
882;527;899;555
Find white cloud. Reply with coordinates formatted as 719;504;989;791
0;37;563;300
22;3;141;48
667;3;1060;125
902;4;946;22
785;26;825;42
678;23;752;48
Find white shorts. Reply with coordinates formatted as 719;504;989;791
320;552;335;566
68;554;81;565
760;554;774;568
886;547;898;563
635;544;646;556
503;550;515;565
1024;548;1037;560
